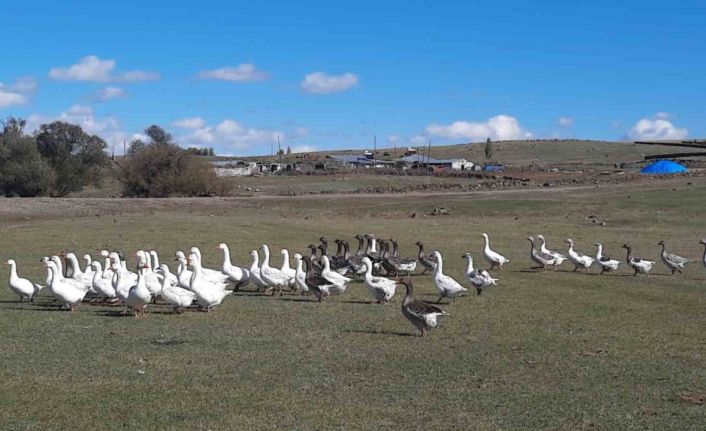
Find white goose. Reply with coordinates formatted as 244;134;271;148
111;262;136;305
149;251;172;283
292;253;309;293
218;243;250;288
175;252;194;289
98;250;115;280
126;266;152;317
82;254;95;281
700;239;706;269
90;261;117;300
481;233;510;270
462;253;497;295
321;255;351;289
189;247;231;284
7;259;43;302
279;249;297;288
188;253;231;311
537;235;567;269
159;264;196;313
64;252;94;291
259;244;292;295
432;251;468;303
565;239;595;272
362;256;397;303
50;256;89;292
136;251;163;299
44;260;86;311
595;243;620;275
248;250;268;290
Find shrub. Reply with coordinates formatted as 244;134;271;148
115;125;224;197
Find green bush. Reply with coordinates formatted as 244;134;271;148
116;125;224;197
0;119;50;197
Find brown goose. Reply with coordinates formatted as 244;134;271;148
307;244;323;272
345;239;367;275
302;256;338;302
399;277;449;337
415;241;438;275
318;244;350;274
386;238;417;275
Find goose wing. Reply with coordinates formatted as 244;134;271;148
407;300;447;316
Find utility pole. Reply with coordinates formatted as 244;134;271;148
277;134;282;166
373;135;377;156
123;139;126;156
427;139;432;175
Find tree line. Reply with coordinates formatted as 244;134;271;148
0;118;222;198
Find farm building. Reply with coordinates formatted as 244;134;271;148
329;154;396;169
397;154;474;171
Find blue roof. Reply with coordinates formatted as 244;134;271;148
640;160;687;174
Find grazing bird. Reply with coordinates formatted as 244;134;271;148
415;241;438;275
481;233;510;270
6;259;43;302
432;251;467;303
658;240;689;275
399;277;449;337
528;236;558;271
537;235;567;270
565;239;595;272
462;253;497;295
595;243;621;275
623;244;655;276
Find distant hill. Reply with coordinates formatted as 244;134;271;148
222;139;703;169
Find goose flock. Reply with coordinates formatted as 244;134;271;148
5;233;705;336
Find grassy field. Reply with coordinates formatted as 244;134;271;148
1;178;705;430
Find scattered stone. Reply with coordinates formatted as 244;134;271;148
430;207;450;216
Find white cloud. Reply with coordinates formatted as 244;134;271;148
116;70;160;82
93;86;126;102
25;105;128;149
628;114;687;140
49;55;159;82
426;115;532;142
0;77;37;108
171;117;206;129
180;119;283;153
558;116;574;128
292;127;309;138
301;72;358;94
387;135;400;144
409;135;427;146
0;90;27;108
290;145;316;153
198;63;269;82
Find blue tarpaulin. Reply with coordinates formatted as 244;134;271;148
640;160;688;174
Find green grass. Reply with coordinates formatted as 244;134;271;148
1;178;705;430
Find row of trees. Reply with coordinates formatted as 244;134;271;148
0;118;109;196
0;118;221;198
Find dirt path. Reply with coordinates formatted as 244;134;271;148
0;178;692;221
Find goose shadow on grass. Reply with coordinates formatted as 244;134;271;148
345;329;415;337
274;297;317;303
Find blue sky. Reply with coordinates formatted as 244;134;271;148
1;0;704;155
